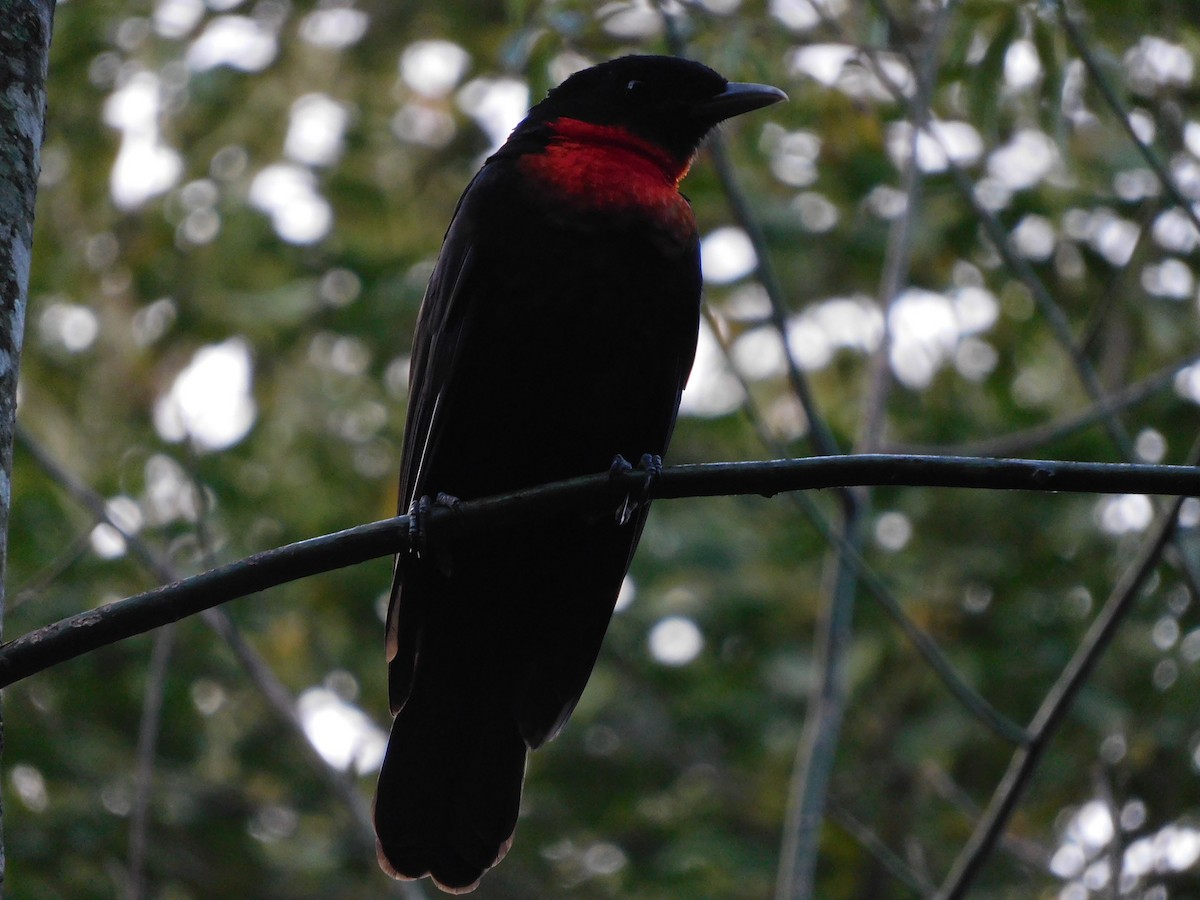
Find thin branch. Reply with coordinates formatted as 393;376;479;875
127;464;210;900
870;0;1200;653
862;0;1200;617
1094;766;1123;900
705;136;843;459
1078;198;1163;360
889;357;1195;457
840;2;1200;695
195;608;382;857
0;511;406;689
827;795;935;897
4;453;1200;688
1056;0;1200;237
856;10;941;452
9;523;97;610
800;500;1030;745
198;610;421;900
933;442;1198;899
128;457;215;899
127;625;175;900
776;499;863;900
946;167;1134;453
696;2;1027;747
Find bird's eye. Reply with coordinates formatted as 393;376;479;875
625;79;647;97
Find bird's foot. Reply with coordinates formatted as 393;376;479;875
611;453;662;526
407;493;460;557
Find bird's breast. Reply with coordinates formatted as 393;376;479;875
517;118;697;241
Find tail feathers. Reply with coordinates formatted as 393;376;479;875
374;693;527;893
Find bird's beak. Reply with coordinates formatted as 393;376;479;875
694;82;788;124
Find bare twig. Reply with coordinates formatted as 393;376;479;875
1094;766;1123;900
127;625;176;900
1078;198;1163;359
776;500;862;900
890;357;1195;457
799;490;1030;744
1056;0;1200;237
827;795;936;897
945;166;1134;452
876;18;1200;633
705;137;843;459
9;524;97;610
128;456;215;899
857;2;943;453
195;608;384;854
840;0;1135;455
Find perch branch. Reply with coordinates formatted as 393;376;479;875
2;454;1198;689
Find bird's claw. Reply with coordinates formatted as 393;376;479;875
407;493;460;557
408;496;430;555
612;453;662;526
433;492;460;510
638;453;663;483
609;454;634;478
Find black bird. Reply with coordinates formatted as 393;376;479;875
374;55;785;893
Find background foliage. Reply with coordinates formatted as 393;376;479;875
8;0;1200;897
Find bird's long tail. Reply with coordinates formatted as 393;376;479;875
374;681;527;894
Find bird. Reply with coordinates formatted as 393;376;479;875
373;54;785;893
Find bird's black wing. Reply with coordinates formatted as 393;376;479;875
376;165;534;890
384;172;485;715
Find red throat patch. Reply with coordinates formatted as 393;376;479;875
518;117;697;234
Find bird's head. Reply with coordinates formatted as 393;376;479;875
513;55;787;167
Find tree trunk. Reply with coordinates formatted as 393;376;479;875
0;0;56;887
